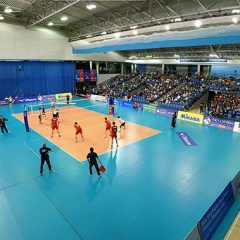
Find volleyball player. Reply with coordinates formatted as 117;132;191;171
52;106;58;118
41;104;46;119
74;122;84;142
56;107;60;122
118;116;126;132
110;122;118;149
38;107;42;125
51;116;61;138
109;105;113;120
103;117;111;138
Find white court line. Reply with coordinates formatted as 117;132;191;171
11;114;83;162
28;113;110;129
24;142;40;159
224;212;240;239
47;123;105;138
29;102;106;116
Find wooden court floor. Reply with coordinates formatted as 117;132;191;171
13;105;160;161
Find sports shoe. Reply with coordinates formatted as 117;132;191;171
117;145;118;147
118;130;121;132
75;140;78;143
58;135;61;137
82;138;84;141
51;135;53;138
110;145;113;149
40;172;43;175
49;169;55;172
98;175;102;178
103;135;106;138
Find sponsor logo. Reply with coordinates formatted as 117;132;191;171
180;113;200;122
18;97;38;102
176;132;197;146
180;133;192;146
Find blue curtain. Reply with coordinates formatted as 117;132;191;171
0;61;76;99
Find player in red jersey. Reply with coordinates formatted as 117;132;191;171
51;117;61;138
103;117;111;138
74;122;84;142
109;105;113;120
110;121;118;149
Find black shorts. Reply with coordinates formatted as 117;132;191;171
120;122;125;128
53;113;58;118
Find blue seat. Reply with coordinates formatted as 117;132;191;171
235;115;240;120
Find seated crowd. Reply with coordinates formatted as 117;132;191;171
204;92;240;119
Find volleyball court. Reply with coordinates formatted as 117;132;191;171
13;98;160;162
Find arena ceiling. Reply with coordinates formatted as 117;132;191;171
0;0;240;59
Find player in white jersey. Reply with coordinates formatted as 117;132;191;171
118;116;126;132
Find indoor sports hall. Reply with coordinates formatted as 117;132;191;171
0;96;240;240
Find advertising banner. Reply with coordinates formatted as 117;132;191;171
199;182;234;240
203;116;234;131
76;70;80;82
41;94;56;101
177;111;204;124
55;92;72;100
76;69;97;82
90;94;107;102
231;171;240;200
180;59;227;63
16;97;38;103
209;86;225;92
184;225;201;240
143;104;156;113
90;69;98;82
0;100;9;106
233;122;240;133
80;70;84;82
156;107;178;117
84;70;90;82
176;132;197;146
118;100;135;109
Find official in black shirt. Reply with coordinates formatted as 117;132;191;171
66;95;70;104
0;115;9;134
39;142;54;175
87;147;102;178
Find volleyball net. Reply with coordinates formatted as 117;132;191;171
27;98;81;115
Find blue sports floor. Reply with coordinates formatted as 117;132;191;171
0;98;240;240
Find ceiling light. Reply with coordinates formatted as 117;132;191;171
101;31;107;35
114;33;120;38
232;10;240;14
4;6;13;13
61;16;68;21
48;21;54;26
0;14;4;20
174;17;182;22
232;17;238;23
165;25;169;30
195;20;201;27
130;26;138;29
133;30;138;35
87;3;96;10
